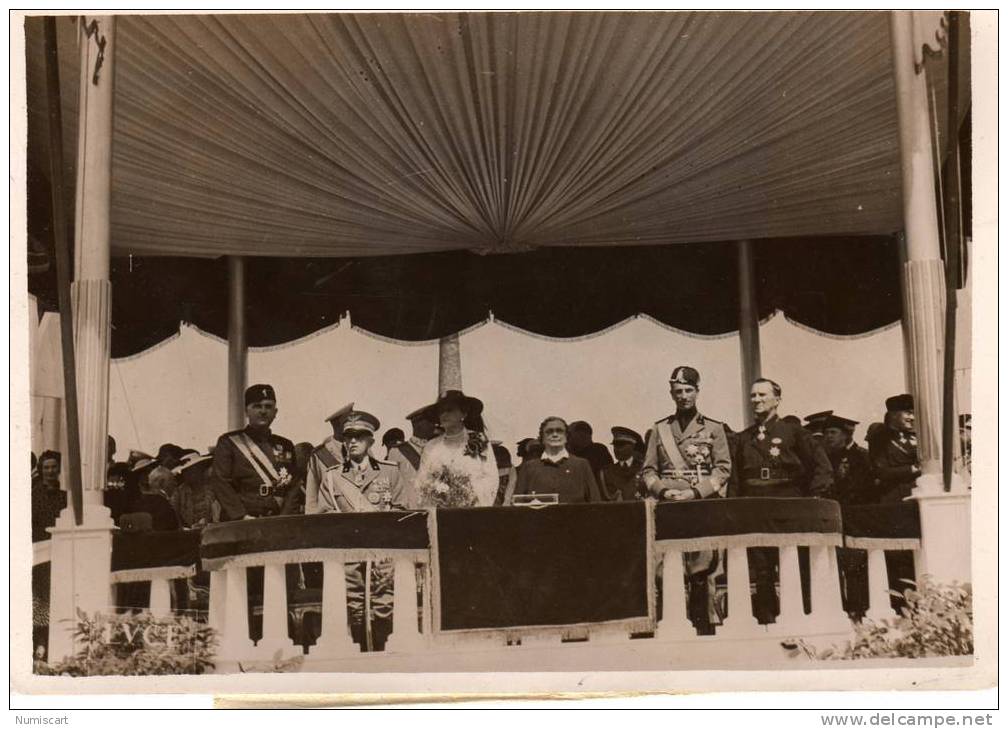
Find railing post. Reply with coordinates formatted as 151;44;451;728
311;559;356;658
807;546;850;632
149;578;172;618
208;570;227;633
655;549;696;641
865;549;898;622
385;557;423;653
255;562;295;654
773;545;809;632
221;565;254;660
718;547;761;637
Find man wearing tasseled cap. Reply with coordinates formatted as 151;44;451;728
304;402;354;515
308;409;404;651
642;365;732;635
209;384;296;521
598;427;645;502
822;414;874;619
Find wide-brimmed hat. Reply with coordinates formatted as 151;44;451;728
173;452;213;475
425;390;484;418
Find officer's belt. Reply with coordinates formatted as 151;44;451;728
741;466;793;482
660;468;712;478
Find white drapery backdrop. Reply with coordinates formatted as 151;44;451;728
29;312;919;460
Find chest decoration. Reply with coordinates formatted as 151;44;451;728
837;457;850;479
756;425;767;441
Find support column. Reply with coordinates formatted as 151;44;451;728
865;549;897;621
655;550;696;641
718;547;761;637
47;16;117;663
227;256;248;431
312;559;356;658
890;10;971;583
737;240;761;427
385;557;424;653
774;545;809;631
438;333;462;395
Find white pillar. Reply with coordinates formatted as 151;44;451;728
438;333;462;395
807;546;849;632
48;16;117;663
865;549;898;621
220;565;255;660
718;547;761;637
773;545;809;632
385;557;424;653
655;550;696;641
255;563;295;654
149;578;172;618
914;494;971;584
312;559;356;658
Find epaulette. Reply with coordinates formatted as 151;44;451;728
654;413;676;424
376;458;399;468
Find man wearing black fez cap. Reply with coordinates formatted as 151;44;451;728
209;383;296;521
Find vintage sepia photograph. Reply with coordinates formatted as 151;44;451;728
10;7;996;709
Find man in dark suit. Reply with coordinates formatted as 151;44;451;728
567;420;614;479
733;378;833;623
598;427;645;502
823;414;874;618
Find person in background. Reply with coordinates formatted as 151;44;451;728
32;450;65;543
123;456;180;531
867;393;919;610
822;414;874;619
386;405;439;510
171;453;219;528
567;420;614;480
733;377;833;624
284;441;315;515
598;427;645;502
780;415;802;428
305;402;354;515
148;443;184;503
107;435;117;464
492;442;517;505
513;417;601;504
104;461;132;523
515;438;543;470
803;411;832;441
381;428;405;459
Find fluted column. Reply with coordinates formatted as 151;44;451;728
438;333;462;395
47;16;117;663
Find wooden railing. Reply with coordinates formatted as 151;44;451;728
96;500;922;669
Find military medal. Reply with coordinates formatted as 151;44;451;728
769;446;781;458
757;425;766;441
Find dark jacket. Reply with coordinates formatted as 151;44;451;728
732;414;833;498
867;427;919;503
209;425;296;520
514;455;602;504
828;442;875;506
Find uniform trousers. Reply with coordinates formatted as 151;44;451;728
745;546;811;624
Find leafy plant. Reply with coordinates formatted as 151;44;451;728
783;576;972;660
37;609;217;676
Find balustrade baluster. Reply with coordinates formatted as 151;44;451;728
718;547;761;637
655;549;696;641
220;566;255;660
312;558;356;657
208;570;227;632
385;556;423;653
774;544;809;632
865;548;898;621
256;562;295;654
148;578;172;618
807;545;849;632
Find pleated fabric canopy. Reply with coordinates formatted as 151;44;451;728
26;11;905;258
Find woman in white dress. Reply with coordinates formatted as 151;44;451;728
415;390;499;508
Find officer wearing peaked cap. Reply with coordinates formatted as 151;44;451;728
598;427;645;502
210;384;296;520
304;402;354;515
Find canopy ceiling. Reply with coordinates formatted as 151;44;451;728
25;11;907;258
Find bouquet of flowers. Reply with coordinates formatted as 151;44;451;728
418;464;478;509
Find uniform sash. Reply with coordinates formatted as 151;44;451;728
656;420;692;472
397;442;422;471
323;467;376;512
228;433;281;487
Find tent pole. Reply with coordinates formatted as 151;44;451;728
227;256;248;430
47;15;117;664
438;333;462;396
888;10;969;586
737;239;761;428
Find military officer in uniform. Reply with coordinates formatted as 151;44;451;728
733;378;833;623
309;409;404;651
385;404;439;509
822;414;874;619
642;365;732;634
210;384;296;521
598;427;645;502
304;402;354;515
867;393;919;609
